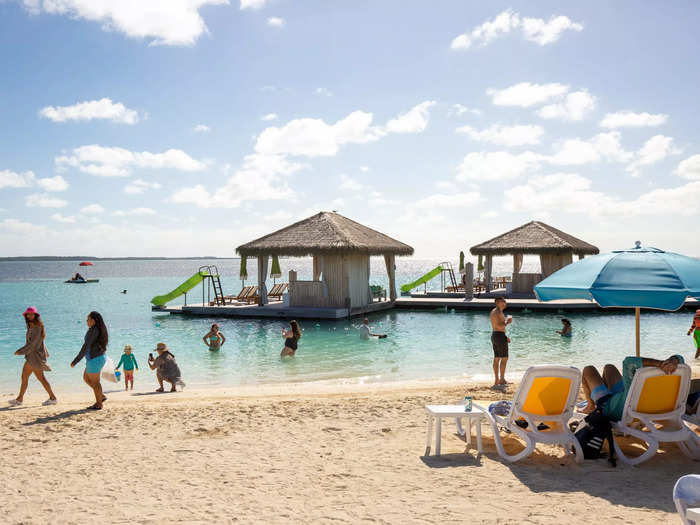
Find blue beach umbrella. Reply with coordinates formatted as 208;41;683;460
535;242;700;356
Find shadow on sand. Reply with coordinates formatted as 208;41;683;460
22;408;90;426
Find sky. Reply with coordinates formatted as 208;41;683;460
1;1;699;257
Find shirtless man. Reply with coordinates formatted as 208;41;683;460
489;297;512;387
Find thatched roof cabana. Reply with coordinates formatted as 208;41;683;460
236;211;413;306
470;221;599;295
237;211;414;257
470;221;599;257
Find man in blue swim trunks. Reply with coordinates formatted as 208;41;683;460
581;354;684;421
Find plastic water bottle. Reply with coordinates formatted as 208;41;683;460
464;395;472;412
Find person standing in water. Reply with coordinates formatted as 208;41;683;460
203;323;226;351
489;297;512;388
280;320;301;357
557;318;572;337
71;311;109;410
687;310;700;359
8;307;57;406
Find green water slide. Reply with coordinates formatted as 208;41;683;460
400;265;443;293
151;272;208;306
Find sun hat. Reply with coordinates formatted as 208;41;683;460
155;342;168;352
22;306;39;318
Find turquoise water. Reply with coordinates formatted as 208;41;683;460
0;259;696;394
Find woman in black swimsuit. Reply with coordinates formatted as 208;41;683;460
280;320;301;357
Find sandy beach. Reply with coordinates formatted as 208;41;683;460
1;379;696;525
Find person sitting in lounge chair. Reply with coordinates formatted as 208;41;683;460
581;354;684;420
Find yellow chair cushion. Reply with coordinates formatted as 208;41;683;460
522;377;571;416
636;374;681;414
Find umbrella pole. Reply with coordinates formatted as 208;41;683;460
635;307;640;357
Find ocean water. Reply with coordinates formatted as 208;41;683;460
0;258;695;394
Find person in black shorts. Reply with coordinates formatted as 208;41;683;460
489;297;512;388
280;320;301;357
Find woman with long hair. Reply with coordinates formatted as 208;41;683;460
280;320;301;357
202;323;226;351
8;307;57;406
71;311;109;410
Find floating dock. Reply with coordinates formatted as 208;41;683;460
153;296;700;319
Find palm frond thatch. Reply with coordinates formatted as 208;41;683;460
237;211;414;257
470;221;599;256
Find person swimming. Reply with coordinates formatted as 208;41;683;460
557;318;572;337
203;323;226;351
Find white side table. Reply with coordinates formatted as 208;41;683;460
424;404;487;456
686;508;700;522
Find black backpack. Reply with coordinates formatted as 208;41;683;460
573;405;617;467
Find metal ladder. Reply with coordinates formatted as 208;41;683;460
200;265;225;306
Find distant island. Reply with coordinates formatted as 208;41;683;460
0;256;237;261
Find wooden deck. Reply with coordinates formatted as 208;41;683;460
153;299;395;319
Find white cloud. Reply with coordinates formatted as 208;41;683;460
456;123;544;146
600;111;669;129
267;16;284;27
36;175;69;192
240;0;266;9
384;101;436;134
0;169;35;189
415;192;482;209
56;145;206;176
676;155;700;181
506;173;700;217
170;153;305;208
435;180;457;191
0;218;46;235
22;1;229;46
81;204;105;214
124;179;162;194
50;213;77;223
449;104;482;117
261;113;278;121
451;10;582;50
25;193;68;208
39;98;139;124
450;9;521;50
255;111;381;157
480;210;498;219
521;15;583;45
487;82;569;107
536;90;596;121
456;151;542;182
193;124;211;133
314;87;333;97
549;131;632;165
338;174;369;192
626;135;680;175
114;207;156;216
360;166;370;172
255;102;436;158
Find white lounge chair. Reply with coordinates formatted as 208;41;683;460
479;365;583;463
612;364;700;466
674;474;700;525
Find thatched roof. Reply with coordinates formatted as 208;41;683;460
470;221;599;256
237;211;414;257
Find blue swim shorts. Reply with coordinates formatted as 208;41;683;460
85;354;107;374
591;380;624;404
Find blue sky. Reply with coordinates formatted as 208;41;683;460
1;1;699;257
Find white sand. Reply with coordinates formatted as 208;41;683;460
1;380;695;524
